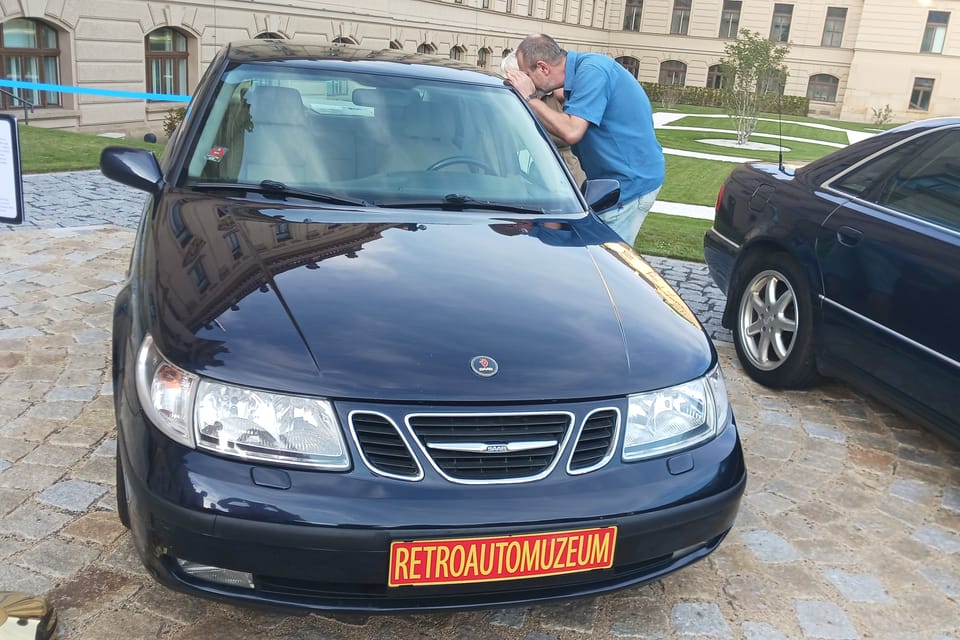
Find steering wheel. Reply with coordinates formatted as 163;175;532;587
427;156;496;175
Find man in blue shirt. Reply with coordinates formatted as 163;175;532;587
508;34;665;246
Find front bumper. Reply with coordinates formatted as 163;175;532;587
120;416;746;613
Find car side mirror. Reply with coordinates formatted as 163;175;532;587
582;179;620;213
100;146;164;195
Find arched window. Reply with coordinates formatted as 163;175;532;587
146;27;189;97
332;36;358;45
0;18;61;109
658;60;687;86
806;73;839;102
502;48;512;58
389;39;402;50
707;64;726;89
615;56;640;79
450;45;466;61
477;47;491;68
417;43;436;55
254;32;284;39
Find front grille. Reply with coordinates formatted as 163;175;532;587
407;413;571;481
351;413;420;479
569;409;618;472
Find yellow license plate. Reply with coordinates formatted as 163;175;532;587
388;526;617;587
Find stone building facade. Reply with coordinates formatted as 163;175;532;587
0;0;957;135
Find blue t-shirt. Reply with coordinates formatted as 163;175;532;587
563;51;665;206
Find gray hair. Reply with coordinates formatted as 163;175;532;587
500;50;519;76
516;34;565;71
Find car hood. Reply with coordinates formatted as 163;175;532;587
145;196;712;401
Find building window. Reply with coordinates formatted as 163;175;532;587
659;60;687;85
189;261;209;292
146;27;189;96
529;0;535;16
806;74;839;102
477;47;491;68
275;222;291;242
417;43;436;54
254;32;284;39
450;45;465;61
506;0;514;11
332;36;358;45
482;0;490;7
770;3;793;42
821;7;846;47
760;69;785;94
0;18;61;109
921;11;949;53
389;40;402;50
718;1;741;39
706;64;725;89
225;231;242;259
616;56;640;78
170;207;192;247
623;0;643;31
671;0;692;35
910;77;934;110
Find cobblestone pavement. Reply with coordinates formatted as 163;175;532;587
1;175;958;639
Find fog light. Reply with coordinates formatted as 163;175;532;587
176;559;255;589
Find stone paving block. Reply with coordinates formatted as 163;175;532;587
21;443;87;467
742;530;799;563
0;326;43;340
822;568;892;603
795;601;858;639
16;536;101;578
912;524;960;553
0;462;65;491
48;425;111;448
943;487;960;512
744;491;794;516
61;511;127;546
484;607;527;629
671;602;731;637
802;421;847;443
46;385;99;402
0;563;53;595
742;621;791;640
39;479;108;512
72;607;178;640
0;503;74;538
93;437;117;457
608;600;670;638
0;458;10;473
71;456;115;485
537;597;598;633
890;478;934;504
759;410;798;429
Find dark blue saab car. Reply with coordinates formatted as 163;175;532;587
705;118;960;444
102;41;745;612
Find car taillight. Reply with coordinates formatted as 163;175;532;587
715;182;726;216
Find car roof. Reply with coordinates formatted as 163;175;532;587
223;40;507;87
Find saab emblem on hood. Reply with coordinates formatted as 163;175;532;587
470;356;499;378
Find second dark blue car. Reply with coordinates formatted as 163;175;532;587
706;117;960;444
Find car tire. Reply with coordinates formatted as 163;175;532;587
732;251;819;388
116;446;131;529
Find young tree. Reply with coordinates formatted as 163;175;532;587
719;30;790;145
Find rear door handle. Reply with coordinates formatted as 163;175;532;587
837;226;862;247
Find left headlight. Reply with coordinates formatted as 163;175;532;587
136;334;349;470
622;365;731;462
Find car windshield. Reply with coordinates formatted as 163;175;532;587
184;63;582;214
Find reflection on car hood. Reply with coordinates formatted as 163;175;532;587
147;197;712;401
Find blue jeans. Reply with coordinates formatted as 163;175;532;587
598;186;661;246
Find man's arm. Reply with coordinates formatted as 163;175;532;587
526;99;590;146
506;69;589;145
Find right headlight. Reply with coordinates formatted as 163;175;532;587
622;365;730;462
135;334;349;470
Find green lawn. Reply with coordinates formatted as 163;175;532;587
656;128;839;164
636;213;713;262
660;156;738;207
668;116;851;144
18;124;164;174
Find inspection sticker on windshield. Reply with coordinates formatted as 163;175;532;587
206;146;228;163
388;526;616;587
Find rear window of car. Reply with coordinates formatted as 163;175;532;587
184;63;582;214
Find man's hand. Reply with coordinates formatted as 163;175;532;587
506;69;536;100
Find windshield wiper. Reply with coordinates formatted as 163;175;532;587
191;181;367;207
375;193;545;215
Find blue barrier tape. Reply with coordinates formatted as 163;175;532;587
0;79;191;103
